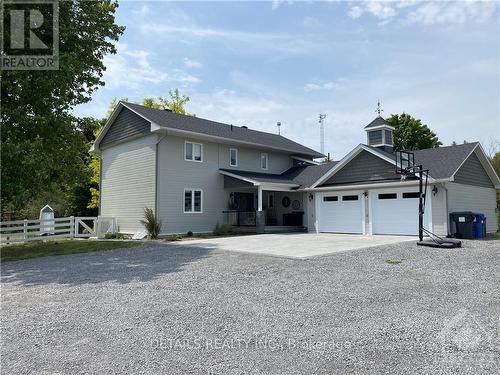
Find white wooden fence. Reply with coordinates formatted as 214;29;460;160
0;216;117;244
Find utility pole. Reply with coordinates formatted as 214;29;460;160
319;114;326;155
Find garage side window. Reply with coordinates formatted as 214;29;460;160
342;195;358;201
378;193;397;200
323;196;338;202
403;192;421;199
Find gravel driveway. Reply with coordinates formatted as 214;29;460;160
2;239;499;374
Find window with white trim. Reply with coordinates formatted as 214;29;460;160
185;141;203;162
229;148;238;167
184;189;202;213
261;153;268;170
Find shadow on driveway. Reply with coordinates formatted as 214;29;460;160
0;242;217;287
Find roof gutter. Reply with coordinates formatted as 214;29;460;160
219;170;299;189
302;178;451;192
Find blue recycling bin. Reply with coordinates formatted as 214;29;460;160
473;213;486;239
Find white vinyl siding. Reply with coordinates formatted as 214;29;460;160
185;141;203;162
229;148;238;167
157;136;226;234
446;182;498;233
261;153;268;170
100;134;157;233
217;145;292;173
431;184;447;236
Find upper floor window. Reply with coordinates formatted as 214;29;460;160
185;141;203;162
261;153;268;170
229;148;238;167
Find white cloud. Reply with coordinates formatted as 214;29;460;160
101;43;200;91
349;1;499;26
304;79;344;92
140;23;329;55
347;2;397;23
366;2;397;19
183;58;203;69
407;1;498;25
142;23;285;41
133;5;149;17
348;6;363;19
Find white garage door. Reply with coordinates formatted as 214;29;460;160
318;192;363;233
371;190;423;235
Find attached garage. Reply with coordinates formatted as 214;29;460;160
316;187;430;236
317;192;364;234
307;123;499;237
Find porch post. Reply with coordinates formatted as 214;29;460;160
256;185;265;233
257;185;263;211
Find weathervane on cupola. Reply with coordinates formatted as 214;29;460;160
375;99;383;116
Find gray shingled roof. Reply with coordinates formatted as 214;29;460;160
220;161;338;188
123;102;324;158
364;116;393;129
367;142;478;180
220;142;480;188
413;142;478;180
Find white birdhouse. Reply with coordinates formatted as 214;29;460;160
39;205;55;235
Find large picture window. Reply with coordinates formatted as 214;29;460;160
184;189;203;213
185;141;203;162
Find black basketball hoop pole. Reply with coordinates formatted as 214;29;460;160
395;150;461;248
418;164;424;242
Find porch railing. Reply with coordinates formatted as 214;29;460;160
222;211;256;226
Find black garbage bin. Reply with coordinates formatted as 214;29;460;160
449;212;475;239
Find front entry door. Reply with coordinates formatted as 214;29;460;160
234;192;255;211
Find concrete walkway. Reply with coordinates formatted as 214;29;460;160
180;233;415;258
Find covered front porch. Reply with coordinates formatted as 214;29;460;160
220;170;307;233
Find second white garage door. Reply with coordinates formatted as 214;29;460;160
317;192;363;234
370;190;423;235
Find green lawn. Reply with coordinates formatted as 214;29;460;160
1;240;142;262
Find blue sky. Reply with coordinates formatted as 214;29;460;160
74;0;500;159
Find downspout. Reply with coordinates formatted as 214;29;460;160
442;182;449;235
155;134;167;217
98;156;102;217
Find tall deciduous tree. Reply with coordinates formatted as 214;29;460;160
142;89;194;115
1;1;124;218
386;113;442;151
